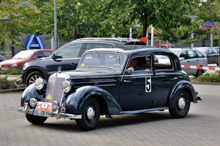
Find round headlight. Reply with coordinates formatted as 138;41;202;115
62;80;71;93
29;98;37;108
35;78;45;90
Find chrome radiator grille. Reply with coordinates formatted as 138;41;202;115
45;75;65;103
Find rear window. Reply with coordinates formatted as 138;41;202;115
154;55;172;70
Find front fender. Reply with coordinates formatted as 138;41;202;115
20;84;45;106
169;80;197;109
63;86;122;115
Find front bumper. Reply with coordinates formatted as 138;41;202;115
17;105;82;119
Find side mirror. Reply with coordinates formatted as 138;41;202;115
51;54;56;60
179;57;184;61
126;67;134;73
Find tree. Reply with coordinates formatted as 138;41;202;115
187;0;220;66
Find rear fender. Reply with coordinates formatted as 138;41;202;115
63;86;122;115
169;80;197;109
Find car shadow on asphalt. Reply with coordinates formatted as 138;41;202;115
31;111;199;132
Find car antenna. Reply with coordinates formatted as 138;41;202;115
132;31;139;50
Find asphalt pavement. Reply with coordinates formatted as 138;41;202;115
0;84;220;145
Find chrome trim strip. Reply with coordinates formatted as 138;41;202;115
96;84;116;87
74;80;117;84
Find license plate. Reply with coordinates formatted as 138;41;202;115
33;102;52;117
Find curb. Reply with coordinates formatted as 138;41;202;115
191;81;220;85
0;88;25;93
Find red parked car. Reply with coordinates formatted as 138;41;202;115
0;49;53;70
154;44;174;48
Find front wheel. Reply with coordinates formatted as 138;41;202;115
195;69;204;77
26;114;47;125
169;90;191;118
76;98;100;131
26;71;44;86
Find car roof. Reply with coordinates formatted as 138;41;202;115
75;37;142;42
87;47;174;55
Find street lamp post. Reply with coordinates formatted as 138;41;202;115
54;0;58;50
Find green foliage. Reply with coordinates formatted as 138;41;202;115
0;76;17;89
195;71;220;82
0;68;21;75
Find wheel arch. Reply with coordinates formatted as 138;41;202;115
25;67;45;81
64;86;122;115
169;80;197;109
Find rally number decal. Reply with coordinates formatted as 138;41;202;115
145;76;151;93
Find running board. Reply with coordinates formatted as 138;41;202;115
120;107;169;114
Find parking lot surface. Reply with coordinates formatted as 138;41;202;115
0;84;220;146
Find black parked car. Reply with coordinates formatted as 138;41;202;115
195;47;219;65
21;38;146;85
17;46;201;131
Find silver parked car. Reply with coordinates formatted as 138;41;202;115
169;48;207;76
195;47;219;65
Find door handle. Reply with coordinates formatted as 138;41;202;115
123;79;130;83
187;61;190;63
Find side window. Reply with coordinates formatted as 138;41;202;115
34;51;43;58
154;55;172;70
84;43;103;51
102;43;114;46
195;50;205;58
187;50;196;58
44;51;52;57
212;48;218;53
180;50;187;59
56;43;83;59
208;48;213;54
128;56;152;71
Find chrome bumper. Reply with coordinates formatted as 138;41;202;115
17;106;82;119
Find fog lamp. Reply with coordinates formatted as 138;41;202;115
52;101;59;111
35;78;45;90
29;98;37;108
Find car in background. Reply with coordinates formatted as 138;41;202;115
195;47;219;65
154;44;174;48
0;49;54;71
169;48;207;77
21;38;146;86
0;54;5;62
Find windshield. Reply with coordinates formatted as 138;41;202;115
196;48;207;54
13;51;34;59
78;52;126;72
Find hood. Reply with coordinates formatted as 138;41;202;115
0;59;30;66
61;70;120;79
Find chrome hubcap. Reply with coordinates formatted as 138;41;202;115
178;97;186;110
87;106;95;120
29;75;41;84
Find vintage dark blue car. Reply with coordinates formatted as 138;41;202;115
17;47;201;130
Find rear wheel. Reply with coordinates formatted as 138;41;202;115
76;98;100;131
169;90;191;118
26;71;44;86
26;114;47;125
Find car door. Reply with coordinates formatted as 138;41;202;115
153;54;179;107
179;50;191;74
119;55;155;111
46;43;83;76
180;50;197;74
